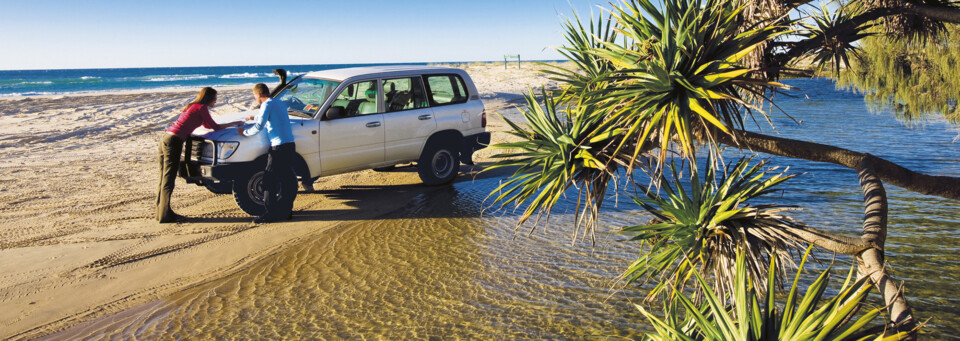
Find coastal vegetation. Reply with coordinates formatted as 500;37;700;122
638;248;909;340
488;0;960;338
838;26;960;123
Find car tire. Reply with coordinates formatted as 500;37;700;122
233;170;267;216
233;169;299;216
417;141;460;185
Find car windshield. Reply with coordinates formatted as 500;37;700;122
275;78;341;118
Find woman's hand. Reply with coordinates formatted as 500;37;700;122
237;126;245;136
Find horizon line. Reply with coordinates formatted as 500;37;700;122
0;59;565;72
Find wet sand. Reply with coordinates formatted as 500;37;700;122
38;178;652;340
0;63;557;340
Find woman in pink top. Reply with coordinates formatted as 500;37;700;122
157;87;243;223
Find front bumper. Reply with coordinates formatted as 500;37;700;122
180;160;248;184
178;137;249;184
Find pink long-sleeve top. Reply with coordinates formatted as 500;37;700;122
166;103;222;140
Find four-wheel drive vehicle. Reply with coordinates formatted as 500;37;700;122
179;66;489;215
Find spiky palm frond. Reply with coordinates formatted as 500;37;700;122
636;247;913;340
486;0;794;242
580;0;791;167
540;10;620;105
799;2;876;77
622;156;807;300
485;89;625;243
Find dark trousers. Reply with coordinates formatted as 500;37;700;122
262;142;298;221
157;133;183;222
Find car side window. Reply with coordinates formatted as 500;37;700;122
423;74;468;106
330;80;379;117
382;77;428;112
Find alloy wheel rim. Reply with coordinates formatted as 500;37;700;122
248;171;265;205
432;150;453;178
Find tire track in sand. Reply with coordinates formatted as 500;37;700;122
85;224;251;270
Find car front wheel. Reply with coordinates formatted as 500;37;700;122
417;141;460;185
232;170;266;216
233;169;298;216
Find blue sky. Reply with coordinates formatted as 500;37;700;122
0;0;607;70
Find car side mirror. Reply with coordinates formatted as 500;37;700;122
325;107;343;120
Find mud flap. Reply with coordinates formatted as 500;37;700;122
461;132;491;165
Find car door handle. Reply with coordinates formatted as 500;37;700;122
366;121;381;128
418;114;432;120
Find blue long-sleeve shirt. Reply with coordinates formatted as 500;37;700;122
242;98;295;146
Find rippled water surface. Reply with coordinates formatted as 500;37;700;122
59;79;960;339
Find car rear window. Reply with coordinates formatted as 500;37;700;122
423;74;468;106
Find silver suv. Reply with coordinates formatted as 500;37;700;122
179;66;489;215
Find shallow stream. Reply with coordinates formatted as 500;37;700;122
54;78;960;339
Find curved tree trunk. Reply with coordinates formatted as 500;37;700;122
717;130;930;335
717;130;960;200
776;225;869;255
898;0;960;24
854;159;916;335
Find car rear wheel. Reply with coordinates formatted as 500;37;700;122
417;141;460;185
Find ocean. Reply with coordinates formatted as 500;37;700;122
0;63;485;97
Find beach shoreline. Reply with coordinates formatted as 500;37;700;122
0;61;561;99
0;64;554;340
0;84;263;100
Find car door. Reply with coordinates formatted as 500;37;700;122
382;76;437;163
318;79;384;174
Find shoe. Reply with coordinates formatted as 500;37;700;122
159;212;185;224
301;182;315;193
253;216;274;224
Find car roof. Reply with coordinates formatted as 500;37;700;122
303;65;463;81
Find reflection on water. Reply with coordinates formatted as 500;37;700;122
57;185;652;339
53;78;960;339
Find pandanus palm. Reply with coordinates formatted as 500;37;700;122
486;0;960;336
798;2;877;77
623;157;808;300
576;0;790;164
487;90;624;242
637;247;912;340
540;11;619;105
488;0;794;239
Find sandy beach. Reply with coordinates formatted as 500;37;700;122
0;63;557;340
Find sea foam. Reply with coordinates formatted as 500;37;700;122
219;72;270;79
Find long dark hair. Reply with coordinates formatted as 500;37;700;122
183;87;217;112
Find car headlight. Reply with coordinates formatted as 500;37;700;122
217;141;239;159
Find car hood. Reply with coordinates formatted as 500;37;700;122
192;109;310;141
